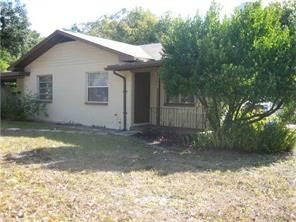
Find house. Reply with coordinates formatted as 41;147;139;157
1;30;206;130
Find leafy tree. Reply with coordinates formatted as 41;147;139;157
0;0;41;71
0;48;15;71
24;30;42;52
70;8;177;44
160;1;296;132
0;0;29;56
154;12;181;43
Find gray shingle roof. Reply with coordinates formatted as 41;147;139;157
139;43;163;60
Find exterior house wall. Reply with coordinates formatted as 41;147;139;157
23;41;132;129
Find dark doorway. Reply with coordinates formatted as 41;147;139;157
134;72;150;123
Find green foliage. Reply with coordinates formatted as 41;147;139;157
279;101;296;124
160;1;296;133
0;0;41;61
186;124;258;152
189;122;295;153
1;94;47;120
0;49;16;71
25;30;43;52
0;0;29;56
70;8;177;44
258;124;296;153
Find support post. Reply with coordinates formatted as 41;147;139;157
157;74;161;126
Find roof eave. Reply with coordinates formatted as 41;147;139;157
105;60;162;71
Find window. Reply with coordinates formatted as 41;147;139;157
87;72;108;103
166;94;194;105
38;75;52;102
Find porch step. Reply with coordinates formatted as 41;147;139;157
130;124;154;132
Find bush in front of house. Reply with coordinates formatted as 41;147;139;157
189;122;296;154
1;94;47;121
257;124;296;153
279;102;296;124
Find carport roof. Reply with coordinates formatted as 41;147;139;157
0;71;30;80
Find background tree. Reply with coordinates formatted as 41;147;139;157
160;1;296;132
0;48;15;71
0;0;41;71
70;7;177;44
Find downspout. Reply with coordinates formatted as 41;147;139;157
113;71;127;131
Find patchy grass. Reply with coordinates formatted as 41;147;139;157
0;120;69;130
0;123;295;221
0;120;112;133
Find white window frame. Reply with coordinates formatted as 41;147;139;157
86;72;109;104
37;74;53;102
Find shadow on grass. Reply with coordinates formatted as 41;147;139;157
1;131;293;175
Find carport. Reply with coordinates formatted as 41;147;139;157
0;71;29;97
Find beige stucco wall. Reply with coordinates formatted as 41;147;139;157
23;41;132;129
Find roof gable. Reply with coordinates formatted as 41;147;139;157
11;31;74;71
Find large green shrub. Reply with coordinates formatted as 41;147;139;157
1;94;24;120
190;122;295;154
279;102;296;124
1;94;47;120
258;124;296;153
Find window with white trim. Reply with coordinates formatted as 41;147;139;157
87;72;108;103
166;94;195;105
38;75;52;102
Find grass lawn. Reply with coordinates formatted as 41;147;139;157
0;121;295;221
0;120;90;130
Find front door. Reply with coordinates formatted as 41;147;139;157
134;72;150;123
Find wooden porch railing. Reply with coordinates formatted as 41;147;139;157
150;106;207;130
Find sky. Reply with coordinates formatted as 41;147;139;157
22;0;279;37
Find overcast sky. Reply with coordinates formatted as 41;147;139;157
22;0;279;37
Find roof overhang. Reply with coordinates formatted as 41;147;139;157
105;60;162;71
0;71;30;80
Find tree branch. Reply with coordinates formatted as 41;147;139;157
247;100;283;124
233;99;246;121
